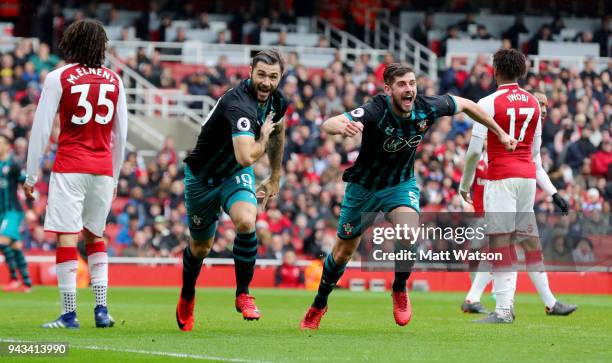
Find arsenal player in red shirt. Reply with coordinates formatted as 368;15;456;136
459;50;574;323
24;19;127;329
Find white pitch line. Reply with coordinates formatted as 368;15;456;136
76;345;272;362
0;339;271;363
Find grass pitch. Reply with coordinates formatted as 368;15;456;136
1;286;610;362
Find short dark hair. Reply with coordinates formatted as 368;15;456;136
59;19;108;67
383;63;414;85
251;49;285;75
493;48;527;82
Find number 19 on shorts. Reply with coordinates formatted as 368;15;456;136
235;173;253;188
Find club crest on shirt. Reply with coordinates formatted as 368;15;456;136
237;117;251;132
343;223;353;236
418;119;428;131
190;214;204;229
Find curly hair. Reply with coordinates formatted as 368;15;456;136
59;19;108;68
493;48;527;82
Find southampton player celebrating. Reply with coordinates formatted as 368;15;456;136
0;134;32;292
460;91;577;317
300;63;516;330
24;20;128;328
176;49;287;331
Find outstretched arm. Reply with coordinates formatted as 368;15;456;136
454;96;517;151
321;114;363;137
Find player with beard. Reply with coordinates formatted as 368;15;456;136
176;49;288;331
299;63;517;330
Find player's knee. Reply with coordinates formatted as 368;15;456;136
333;245;355;265
520;237;540;251
233;215;256;234
190;239;213;259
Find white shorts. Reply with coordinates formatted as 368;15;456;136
484;178;538;237
44;172;114;237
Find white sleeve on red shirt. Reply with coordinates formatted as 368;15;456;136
532;114;557;196
25;68;63;186
460;95;496;194
111;76;128;186
534;102;542;139
459;136;484;193
472;96;494;139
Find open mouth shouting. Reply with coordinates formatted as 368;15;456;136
401;94;415;110
257;86;271;101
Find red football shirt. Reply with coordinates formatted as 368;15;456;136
472;159;487;215
26;63;128;186
472;83;541;180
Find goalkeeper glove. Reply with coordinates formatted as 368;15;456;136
552;193;569;215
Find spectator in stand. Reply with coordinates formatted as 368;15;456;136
462;72;495;102
583;188;603;212
374;52;394;83
440;58;468;94
441;25;460;57
28;225;54;251
528;25;553;54
504;15;529;50
583;210;610;235
160;136;177;165
208;234;232;258
122;230;154;257
250;17;271;45
590;133;612;177
593;16;610;57
455;12;479;34
411;12;434;47
29;43;59;73
194;12;210;29
160;68;176;88
273;30;289;46
549;15;565;35
574;159;598;190
215;31;229;44
566;128;597;170
106;7;121;26
116;214;139;246
315;35;330;48
263;234;286;260
546;234;573;263
473;25;492;40
572;238;595;263
275;250;304;288
159;222;188;257
575;30;594;44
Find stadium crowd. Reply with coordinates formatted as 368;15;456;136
0;6;610;267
